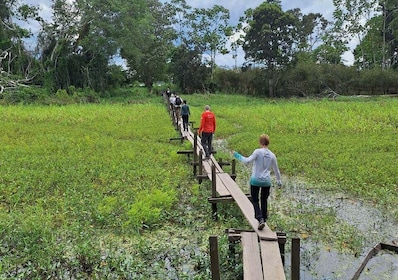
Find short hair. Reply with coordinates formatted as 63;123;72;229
259;134;270;146
204;105;210;111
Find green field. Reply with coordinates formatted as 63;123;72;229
1;94;397;278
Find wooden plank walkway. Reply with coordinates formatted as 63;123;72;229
241;232;263;280
171;101;285;279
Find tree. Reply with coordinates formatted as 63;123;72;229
332;0;378;66
313;32;349;64
37;0;122;91
169;45;211;93
119;0;175;88
353;16;383;68
289;9;329;54
164;0;192;46
186;5;231;81
379;0;398;69
240;1;296;96
0;0;40;93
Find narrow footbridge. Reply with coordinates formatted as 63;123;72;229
165;94;286;279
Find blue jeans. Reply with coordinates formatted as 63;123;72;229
201;132;213;157
250;185;270;222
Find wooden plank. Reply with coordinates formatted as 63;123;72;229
351;243;398;280
177;150;194;154
201;160;230;197
241;232;263;280
217;173;277;241
380;242;398;253
259;240;286;280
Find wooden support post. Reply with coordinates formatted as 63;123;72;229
231;159;236;180
198;151;204;184
227;235;237;268
277;232;287;266
218;158;223;168
218;159;231;168
211;164;218;220
193;132;198;175
291;237;300;280
209;236;221;280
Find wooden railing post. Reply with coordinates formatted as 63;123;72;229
211;164;217;220
277;232;287;266
193;132;198;175
291;237;300;280
198;151;203;184
209;236;221;280
231;159;236;180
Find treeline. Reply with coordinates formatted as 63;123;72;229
1;0;398;102
215;63;398;97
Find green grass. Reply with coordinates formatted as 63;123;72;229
183;94;398;219
0;101;201;278
1;93;397;278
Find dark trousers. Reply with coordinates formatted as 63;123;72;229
201;132;213;157
250;185;270;222
182;115;189;131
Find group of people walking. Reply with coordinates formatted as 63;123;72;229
165;89;282;230
169;93;190;131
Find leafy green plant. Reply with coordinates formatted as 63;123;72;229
1;93;398;278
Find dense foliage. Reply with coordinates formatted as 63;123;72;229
2;0;398;97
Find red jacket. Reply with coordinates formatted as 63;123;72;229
199;110;216;133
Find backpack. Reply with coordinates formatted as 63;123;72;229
175;97;182;105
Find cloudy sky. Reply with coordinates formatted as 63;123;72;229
22;0;354;67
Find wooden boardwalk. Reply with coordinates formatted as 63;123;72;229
170;102;286;279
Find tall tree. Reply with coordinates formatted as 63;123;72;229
0;0;39;93
37;0;122;91
289;9;329;54
240;1;296;96
169;44;210;93
120;0;175;88
186;5;231;81
164;0;192;46
379;0;398;69
332;0;378;66
353;16;383;68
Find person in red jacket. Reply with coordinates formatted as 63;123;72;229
198;105;216;159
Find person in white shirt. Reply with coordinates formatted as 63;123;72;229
233;134;282;230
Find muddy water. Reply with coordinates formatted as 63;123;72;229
212;139;398;280
274;181;398;280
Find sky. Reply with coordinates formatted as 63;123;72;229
20;0;355;67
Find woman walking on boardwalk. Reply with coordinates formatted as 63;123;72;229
233;134;282;230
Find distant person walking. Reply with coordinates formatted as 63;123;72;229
174;95;182;124
181;100;190;131
169;93;176;111
198;105;216;159
233;134;282;230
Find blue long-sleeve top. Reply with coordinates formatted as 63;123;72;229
234;148;282;187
